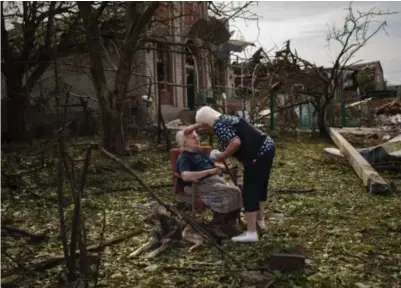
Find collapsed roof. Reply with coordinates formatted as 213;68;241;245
183;17;254;59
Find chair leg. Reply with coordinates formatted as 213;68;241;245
191;183;197;217
210;211;225;226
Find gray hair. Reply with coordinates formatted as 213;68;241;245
195;106;221;127
175;130;186;147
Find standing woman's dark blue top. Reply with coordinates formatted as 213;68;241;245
213;114;275;212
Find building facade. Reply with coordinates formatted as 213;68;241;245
27;2;220;126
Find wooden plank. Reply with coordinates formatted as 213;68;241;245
329;127;390;194
335;127;388;136
267;254;305;272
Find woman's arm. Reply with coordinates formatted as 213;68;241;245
213;137;241;162
183;123;204;135
181;168;221;182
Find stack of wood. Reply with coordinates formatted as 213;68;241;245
375;96;401;115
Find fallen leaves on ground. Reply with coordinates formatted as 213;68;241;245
1;134;400;288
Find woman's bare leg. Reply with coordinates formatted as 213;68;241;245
245;211;258;232
256;201;267;230
257;201;266;221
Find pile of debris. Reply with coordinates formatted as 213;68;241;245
374;97;401;130
165;119;187;131
345;96;401;130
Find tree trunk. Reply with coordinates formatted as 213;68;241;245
78;2;127;154
101;106;125;154
5;77;29;142
317;105;328;137
133;95;149;127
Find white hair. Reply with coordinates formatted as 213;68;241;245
175;130;186;147
195;106;221;127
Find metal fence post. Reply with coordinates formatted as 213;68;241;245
340;93;346;127
299;103;303;128
270;91;275;131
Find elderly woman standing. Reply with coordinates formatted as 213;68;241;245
184;106;275;243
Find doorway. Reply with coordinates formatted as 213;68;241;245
187;70;195;110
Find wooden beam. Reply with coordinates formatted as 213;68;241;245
329;127;390;194
334;127;391;136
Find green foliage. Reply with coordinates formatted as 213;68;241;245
356;71;376;92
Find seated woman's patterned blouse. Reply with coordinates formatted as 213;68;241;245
213;114;274;158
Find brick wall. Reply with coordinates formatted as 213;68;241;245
165;1;212;111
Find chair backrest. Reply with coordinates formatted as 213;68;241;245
169;146;213;194
168;146;213;173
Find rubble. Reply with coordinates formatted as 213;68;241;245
325;133;401;170
328;127;391;194
165;119;187;131
374;97;401;129
375;113;401;128
344;96;401;130
375;98;401;115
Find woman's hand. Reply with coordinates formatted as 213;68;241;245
210;167;223;177
183;126;194;136
214;163;226;172
210;149;225;163
183;123;202;136
212;153;225;163
213;137;241;162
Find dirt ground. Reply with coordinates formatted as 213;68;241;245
1;134;400;288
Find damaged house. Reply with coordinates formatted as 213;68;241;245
228;46;397;130
6;1;254;137
229;46;324;127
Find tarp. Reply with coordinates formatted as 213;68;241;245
324;134;401;170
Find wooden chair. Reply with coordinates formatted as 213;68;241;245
168;146;239;215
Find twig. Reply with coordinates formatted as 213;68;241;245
222;161;238;186
77;219;89;288
94;210;107;288
94;183;175;195
1;249;37;288
77;147;91;287
59;136;79;280
2;165;50;177
79;147;93;196
55;121;73;135
306;220;323;234
2;250;33;274
1;226;47;242
78;147;92;288
342;244;371;264
158;108;171;152
276;188;315;194
133;263;275;273
56;142;70;269
264;279;276;288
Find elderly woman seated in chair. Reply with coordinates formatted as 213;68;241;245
175;130;242;232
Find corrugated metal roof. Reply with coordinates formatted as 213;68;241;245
226;39;255;52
